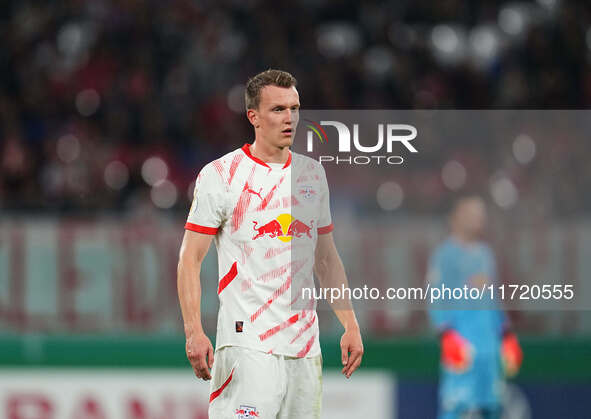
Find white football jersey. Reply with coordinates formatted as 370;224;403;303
185;143;333;358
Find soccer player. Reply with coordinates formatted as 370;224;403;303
177;69;363;418
427;197;523;419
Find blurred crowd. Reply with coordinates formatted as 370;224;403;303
1;0;591;216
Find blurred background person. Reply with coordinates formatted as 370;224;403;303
428;197;523;419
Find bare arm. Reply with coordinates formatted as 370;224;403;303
314;232;364;378
177;229;215;380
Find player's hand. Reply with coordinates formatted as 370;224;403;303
441;329;473;373
340;327;364;379
501;332;523;377
185;331;214;380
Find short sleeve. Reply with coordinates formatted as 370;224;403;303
185;163;227;235
317;165;333;234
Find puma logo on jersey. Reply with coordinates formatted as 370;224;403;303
246;187;263;200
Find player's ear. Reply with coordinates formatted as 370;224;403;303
247;108;260;128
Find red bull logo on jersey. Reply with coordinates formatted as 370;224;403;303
235;405;259;418
252;213;313;242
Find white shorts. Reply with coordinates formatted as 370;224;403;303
208;346;322;419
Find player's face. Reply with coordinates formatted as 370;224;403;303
254;85;300;149
461;200;487;237
452;198;487;240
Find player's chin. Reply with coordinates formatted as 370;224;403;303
277;135;294;148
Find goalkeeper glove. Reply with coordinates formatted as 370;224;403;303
501;332;523;377
441;329;473;373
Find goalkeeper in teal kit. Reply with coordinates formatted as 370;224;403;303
427;197;523;419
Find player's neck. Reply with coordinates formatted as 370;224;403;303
250;140;290;164
451;232;477;246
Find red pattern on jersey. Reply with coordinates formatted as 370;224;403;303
257;259;306;283
249;275;292;323
264;244;292;259
296;333;316;358
292;283;316;305
290;313;316;344
267;199;280;210
289;276;316;307
241;277;254;292
259;313;300;341
255;175;285;211
217;262;238;294
238;242;255;264
212;160;225;182
231;166;257;233
228;154;244;186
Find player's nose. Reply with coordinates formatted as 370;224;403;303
283;109;293;123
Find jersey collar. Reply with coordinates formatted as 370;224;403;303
241;143;292;169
